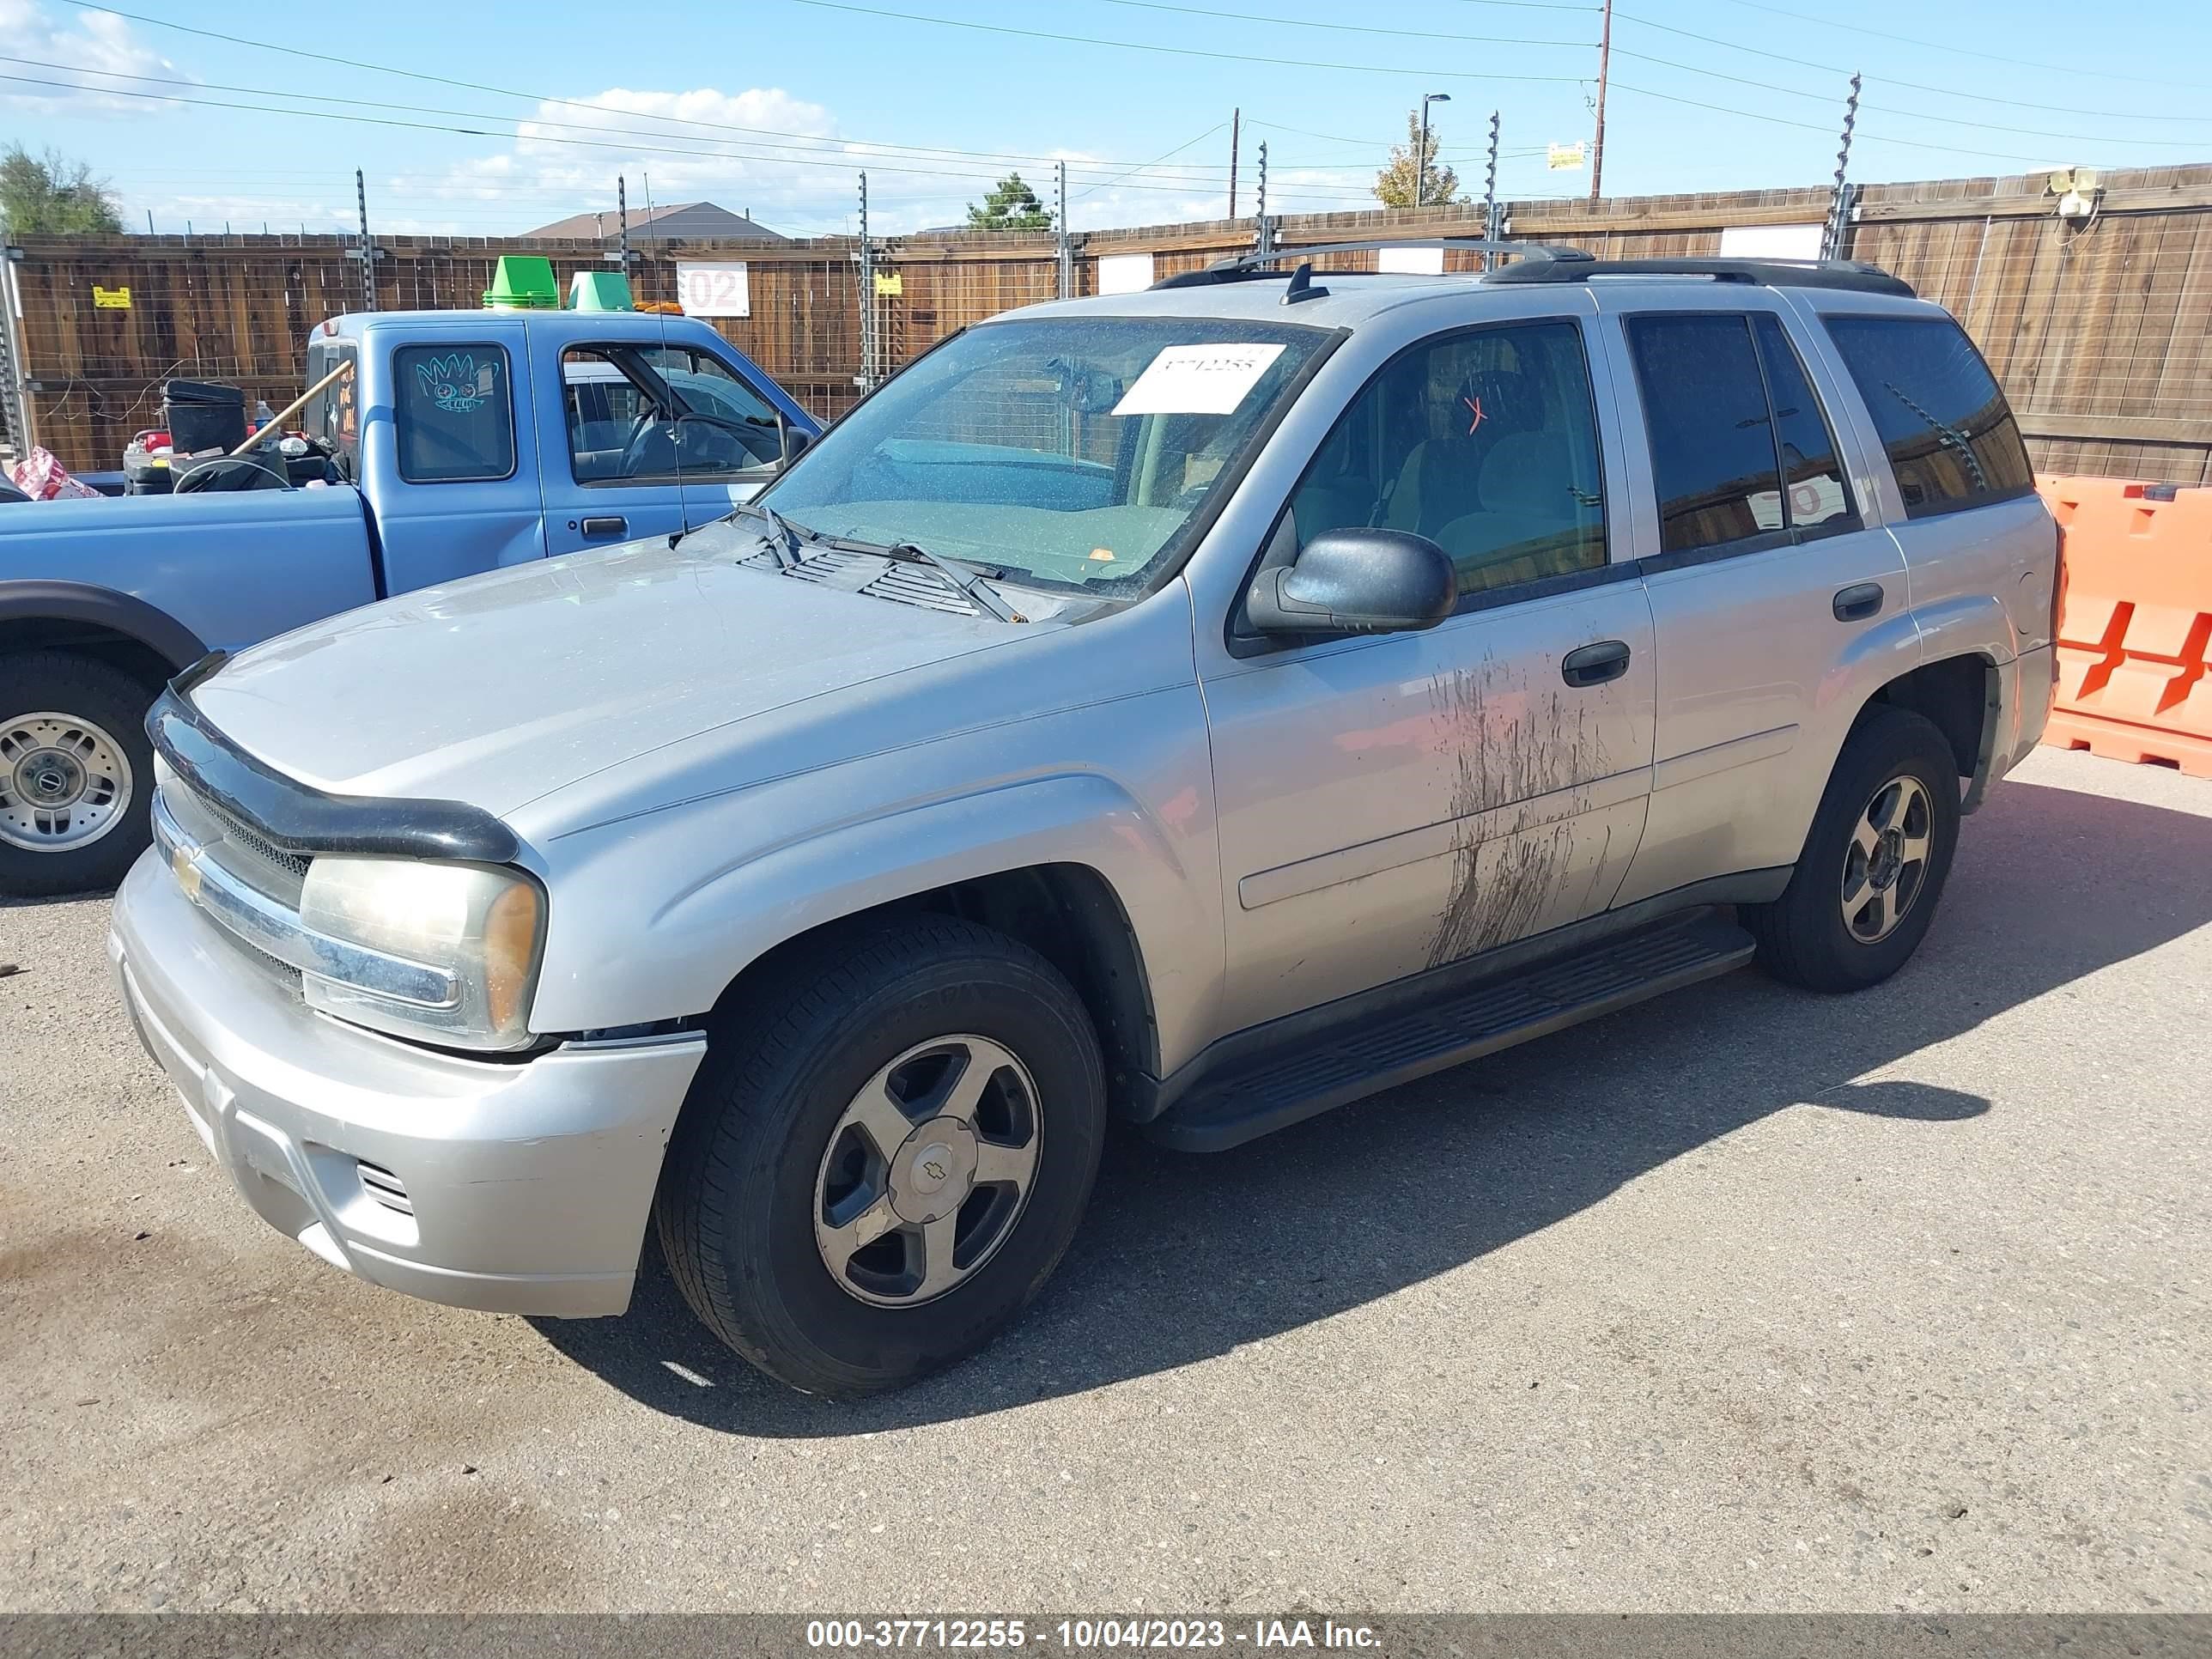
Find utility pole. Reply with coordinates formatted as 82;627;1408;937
1481;110;1501;270
856;171;876;394
617;175;630;275
1228;107;1241;219
1589;0;1613;203
1822;72;1863;261
354;168;375;313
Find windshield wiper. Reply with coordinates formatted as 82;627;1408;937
883;540;1029;623
732;498;810;569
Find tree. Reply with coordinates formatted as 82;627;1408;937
1372;110;1462;210
0;144;123;234
966;172;1053;232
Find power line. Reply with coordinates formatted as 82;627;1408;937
764;0;1589;82
1082;0;1590;49
1073;122;1230;201
1694;0;2212;92
67;3;1240;174
1;69;1315;198
1603;44;2212;148
1611;9;2212;122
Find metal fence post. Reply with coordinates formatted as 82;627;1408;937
1822;74;1863;262
353;168;377;313
855;172;876;395
1055;160;1073;300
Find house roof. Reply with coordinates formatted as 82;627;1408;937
522;202;787;242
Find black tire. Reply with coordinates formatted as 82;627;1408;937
0;650;160;899
1744;704;1962;993
655;914;1108;1397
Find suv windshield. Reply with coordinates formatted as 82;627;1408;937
760;315;1331;593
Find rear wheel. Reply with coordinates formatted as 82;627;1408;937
1744;704;1961;992
0;652;159;898
655;915;1107;1397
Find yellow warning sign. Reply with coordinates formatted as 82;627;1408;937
873;271;903;297
92;285;132;309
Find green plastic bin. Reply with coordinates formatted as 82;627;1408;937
568;270;635;311
482;255;561;309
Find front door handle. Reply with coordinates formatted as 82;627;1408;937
580;515;629;539
1561;639;1632;688
1833;580;1884;622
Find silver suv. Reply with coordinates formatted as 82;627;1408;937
111;245;2059;1396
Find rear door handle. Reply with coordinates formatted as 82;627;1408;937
580;515;629;539
1833;580;1884;622
1561;639;1632;688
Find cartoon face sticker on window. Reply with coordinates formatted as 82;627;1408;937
416;352;499;414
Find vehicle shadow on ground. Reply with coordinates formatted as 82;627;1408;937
533;774;2212;1431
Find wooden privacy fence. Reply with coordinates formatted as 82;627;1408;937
8;161;2212;482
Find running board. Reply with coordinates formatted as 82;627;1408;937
1147;911;1756;1152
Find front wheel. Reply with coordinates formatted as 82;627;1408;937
1744;704;1962;993
0;652;159;898
655;915;1107;1397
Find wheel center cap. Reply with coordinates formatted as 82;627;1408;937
888;1116;979;1224
1869;826;1906;890
18;749;82;805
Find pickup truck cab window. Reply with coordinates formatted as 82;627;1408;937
759;315;1331;596
1820;314;2033;518
1285;318;1607;604
563;344;786;485
303;338;360;481
392;342;516;484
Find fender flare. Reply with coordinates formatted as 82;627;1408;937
0;580;209;673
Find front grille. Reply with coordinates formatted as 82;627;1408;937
160;775;310;908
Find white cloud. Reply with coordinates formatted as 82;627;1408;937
0;0;184;113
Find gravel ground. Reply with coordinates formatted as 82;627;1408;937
2;746;2208;1614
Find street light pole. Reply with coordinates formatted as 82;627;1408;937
1417;92;1451;209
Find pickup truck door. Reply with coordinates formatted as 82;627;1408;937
1590;295;1912;907
366;327;551;594
538;341;791;556
1200;310;1657;1035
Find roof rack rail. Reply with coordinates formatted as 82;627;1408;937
1483;257;1914;298
1149;237;1595;290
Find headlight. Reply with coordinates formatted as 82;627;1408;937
297;858;546;1052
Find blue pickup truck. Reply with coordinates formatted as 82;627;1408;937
0;307;817;896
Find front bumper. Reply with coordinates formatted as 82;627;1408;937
109;852;708;1318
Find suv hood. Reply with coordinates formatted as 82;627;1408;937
191;526;1028;817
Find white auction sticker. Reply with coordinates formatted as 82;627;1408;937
1111;343;1287;416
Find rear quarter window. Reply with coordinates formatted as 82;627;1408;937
393;343;517;483
1821;316;2033;518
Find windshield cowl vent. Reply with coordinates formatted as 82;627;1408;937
750;544;983;617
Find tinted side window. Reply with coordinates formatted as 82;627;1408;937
1822;316;2033;517
393;343;515;483
1626;314;1781;555
1287;319;1607;601
1753;315;1856;537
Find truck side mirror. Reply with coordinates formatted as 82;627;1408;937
780;426;813;469
1245;529;1458;636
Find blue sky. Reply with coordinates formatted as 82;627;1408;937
8;0;2211;238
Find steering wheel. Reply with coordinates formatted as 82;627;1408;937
621;410;768;477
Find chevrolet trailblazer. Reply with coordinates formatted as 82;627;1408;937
110;245;2059;1395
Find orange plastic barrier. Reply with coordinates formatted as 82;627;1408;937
2038;475;2212;779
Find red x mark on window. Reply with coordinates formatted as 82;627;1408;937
1462;394;1486;434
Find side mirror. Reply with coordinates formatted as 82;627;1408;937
1245;528;1458;636
779;425;813;469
